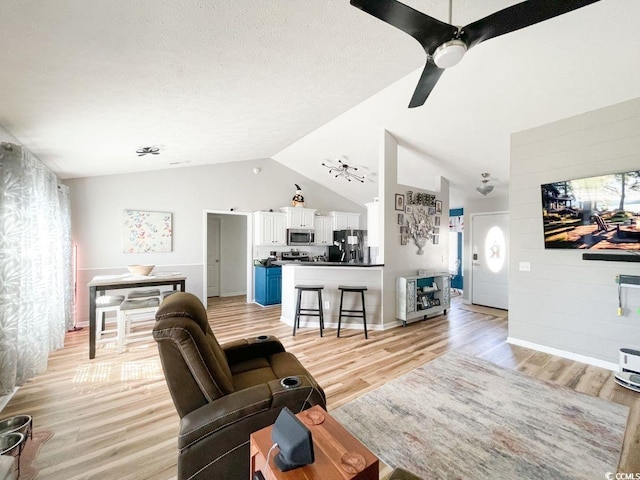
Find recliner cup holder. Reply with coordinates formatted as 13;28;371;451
280;376;302;389
255;335;270;342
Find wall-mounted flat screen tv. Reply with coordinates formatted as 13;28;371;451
541;169;640;250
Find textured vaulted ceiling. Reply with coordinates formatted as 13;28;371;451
1;0;639;208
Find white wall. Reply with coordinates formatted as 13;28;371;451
66;158;365;323
380;130;450;327
0;125;20;144
509;97;640;366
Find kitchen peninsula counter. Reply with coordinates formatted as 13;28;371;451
278;262;383;333
273;261;384;267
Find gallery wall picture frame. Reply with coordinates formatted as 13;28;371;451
405;206;412;214
434;216;441;226
400;225;408;245
432;235;439;245
123;209;173;253
435;200;442;215
428;206;436;215
398;213;404;225
395;194;405;211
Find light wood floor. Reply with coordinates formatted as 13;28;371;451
3;295;639;479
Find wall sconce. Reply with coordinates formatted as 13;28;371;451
476;173;494;196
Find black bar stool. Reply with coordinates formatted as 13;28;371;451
337;285;368;339
293;285;325;337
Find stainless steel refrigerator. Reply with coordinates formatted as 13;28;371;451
329;229;367;263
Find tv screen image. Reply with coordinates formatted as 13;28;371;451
541;169;640;250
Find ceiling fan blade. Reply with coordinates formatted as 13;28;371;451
408;61;445;108
350;0;458;54
461;0;601;49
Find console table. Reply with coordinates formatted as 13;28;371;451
250;405;378;480
87;273;186;359
396;271;450;326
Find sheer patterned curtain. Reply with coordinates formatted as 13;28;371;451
0;142;72;394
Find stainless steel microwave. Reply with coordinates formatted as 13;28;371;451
287;229;314;246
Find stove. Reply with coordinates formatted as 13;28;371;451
281;251;310;262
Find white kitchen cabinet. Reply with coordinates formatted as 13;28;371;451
313;216;333;245
329;211;360;230
280;207;316;229
396;272;450;326
254;212;287;246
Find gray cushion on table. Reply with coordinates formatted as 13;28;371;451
96;295;125;307
127;289;161;299
120;298;160;310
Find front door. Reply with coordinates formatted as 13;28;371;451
207;215;221;297
471;212;509;309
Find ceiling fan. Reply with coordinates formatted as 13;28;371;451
136;146;160;156
350;0;600;108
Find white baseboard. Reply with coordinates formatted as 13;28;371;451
507;337;618;372
220;291;246;298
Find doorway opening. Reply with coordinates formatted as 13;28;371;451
449;207;463;294
202;210;253;303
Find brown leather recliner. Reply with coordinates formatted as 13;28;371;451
152;292;326;480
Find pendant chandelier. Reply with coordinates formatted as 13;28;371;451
321;157;365;183
476;172;494;196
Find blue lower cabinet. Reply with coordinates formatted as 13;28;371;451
254;266;282;306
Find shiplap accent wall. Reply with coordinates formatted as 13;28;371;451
509;98;640;365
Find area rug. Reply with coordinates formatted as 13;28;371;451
18;429;54;480
332;352;628;480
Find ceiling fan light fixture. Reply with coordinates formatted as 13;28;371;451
432;39;467;68
136;146;160;156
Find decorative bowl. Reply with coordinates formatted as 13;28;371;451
127;265;155;276
0;432;24;456
0;414;32;437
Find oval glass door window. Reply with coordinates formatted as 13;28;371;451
485;226;506;273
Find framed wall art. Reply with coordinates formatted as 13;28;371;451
123;209;173;253
395;194;405;211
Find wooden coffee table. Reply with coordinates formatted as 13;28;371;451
250;405;378;480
